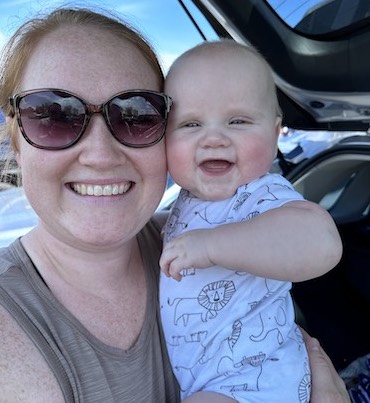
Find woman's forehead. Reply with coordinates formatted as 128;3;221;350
27;25;146;67
21;25;160;97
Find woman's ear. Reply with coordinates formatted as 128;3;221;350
6;115;20;158
15;152;21;166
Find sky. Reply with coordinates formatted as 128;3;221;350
0;0;218;73
0;0;330;71
266;0;330;27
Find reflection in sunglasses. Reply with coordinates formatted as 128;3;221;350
10;88;172;150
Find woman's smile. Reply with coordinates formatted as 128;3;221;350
71;182;132;196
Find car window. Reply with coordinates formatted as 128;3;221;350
266;0;370;35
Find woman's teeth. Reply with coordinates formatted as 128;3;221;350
72;183;131;196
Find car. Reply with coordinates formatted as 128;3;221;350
0;187;39;248
0;138;19;188
0;0;369;384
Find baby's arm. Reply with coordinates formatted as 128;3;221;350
160;200;342;282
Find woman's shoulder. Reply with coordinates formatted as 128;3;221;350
0;240;66;401
0;239;23;275
0;303;65;401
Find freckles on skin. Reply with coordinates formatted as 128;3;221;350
20;25;161;100
18;141;168;247
17;145;57;225
132;143;168;217
13;24;169;248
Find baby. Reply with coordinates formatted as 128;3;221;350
160;39;341;402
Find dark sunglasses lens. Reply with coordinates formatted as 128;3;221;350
18;91;86;149
108;93;166;146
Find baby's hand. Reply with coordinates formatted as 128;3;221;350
160;229;213;281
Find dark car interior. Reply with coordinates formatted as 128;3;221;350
185;0;370;372
288;137;370;370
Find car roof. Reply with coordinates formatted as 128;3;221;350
187;0;370;132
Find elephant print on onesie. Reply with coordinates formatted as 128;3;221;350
160;175;313;401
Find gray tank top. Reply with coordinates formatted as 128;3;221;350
0;219;179;402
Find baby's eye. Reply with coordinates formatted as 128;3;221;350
230;118;249;125
182;121;200;128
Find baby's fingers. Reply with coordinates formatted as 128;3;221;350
159;249;172;277
160;250;183;281
169;266;183;282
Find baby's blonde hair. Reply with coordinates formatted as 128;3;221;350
166;39;282;119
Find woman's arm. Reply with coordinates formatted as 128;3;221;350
0;305;65;401
302;329;351;403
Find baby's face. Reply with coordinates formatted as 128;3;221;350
165;48;281;200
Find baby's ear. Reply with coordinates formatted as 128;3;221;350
274;116;282;139
273;118;282;158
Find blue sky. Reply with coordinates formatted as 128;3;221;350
266;0;328;27
0;0;218;72
0;0;328;71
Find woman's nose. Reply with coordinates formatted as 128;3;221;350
77;115;124;167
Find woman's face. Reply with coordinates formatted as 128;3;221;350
16;25;167;248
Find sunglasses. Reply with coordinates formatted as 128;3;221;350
9;88;172;150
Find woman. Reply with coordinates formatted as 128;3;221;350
0;7;349;402
0;8;177;401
